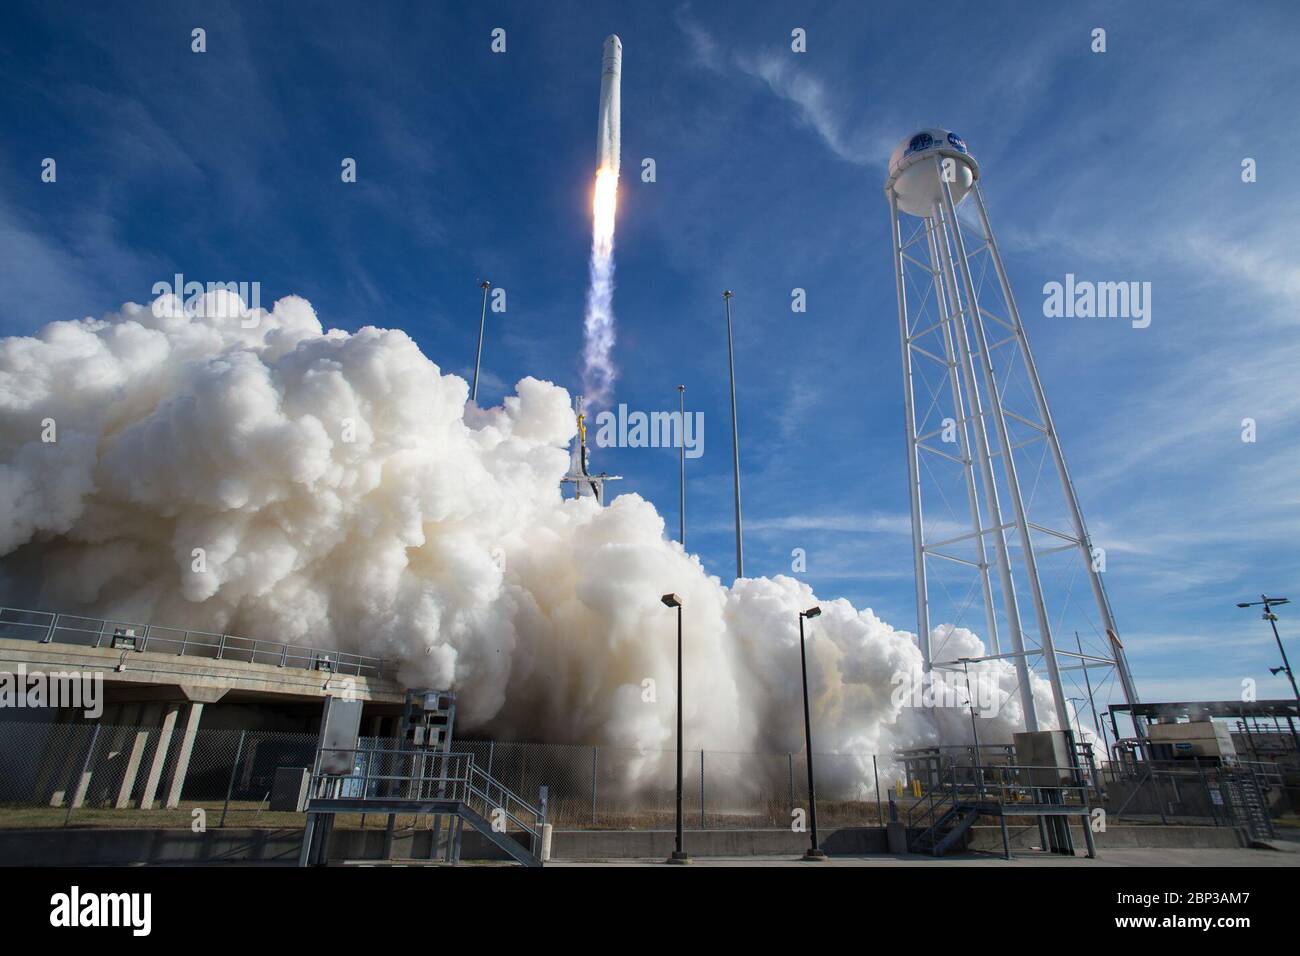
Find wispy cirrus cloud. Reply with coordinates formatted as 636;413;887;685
675;6;893;168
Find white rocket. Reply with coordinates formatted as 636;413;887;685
561;395;620;504
597;34;622;174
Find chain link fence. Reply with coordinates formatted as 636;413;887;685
0;719;890;830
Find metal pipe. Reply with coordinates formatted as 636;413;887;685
889;194;932;673
65;723;101;826
722;290;744;579
677;384;686;547
220;729;247;827
940;173;1070;728
970;183;1141;733
1076;632;1110;759
925;213;1000;656
930;194;1038;729
471;280;491;404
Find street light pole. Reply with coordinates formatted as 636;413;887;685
798;607;826;861
1067;697;1087;740
1237;595;1300;701
677;385;686;547
471;280;491;404
662;593;689;864
958;658;981;752
723;290;744;580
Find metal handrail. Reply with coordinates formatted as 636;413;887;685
465;762;545;835
908;763;1095;809
0;604;392;679
309;747;546;842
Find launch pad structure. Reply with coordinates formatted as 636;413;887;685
562;395;621;503
885;129;1143;741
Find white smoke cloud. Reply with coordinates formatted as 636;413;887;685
0;293;1073;791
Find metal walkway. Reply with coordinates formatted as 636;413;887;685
299;747;548;867
904;759;1098;859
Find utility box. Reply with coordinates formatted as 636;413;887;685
1013;730;1075;787
271;767;310;811
318;696;364;775
1147;720;1237;761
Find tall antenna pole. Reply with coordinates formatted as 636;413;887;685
723;290;744;579
471;279;491;404
677;384;686;547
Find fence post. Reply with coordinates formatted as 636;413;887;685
220;730;247;827
65;724;101;826
43;613;59;643
788;753;795;813
700;749;705;829
873;754;882;825
591;746;598;826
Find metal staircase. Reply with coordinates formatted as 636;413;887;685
909;802;983;856
1222;770;1274;842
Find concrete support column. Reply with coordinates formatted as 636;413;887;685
116;703;162;809
164;701;204;809
140;703;180;809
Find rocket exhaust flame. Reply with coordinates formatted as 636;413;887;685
583;168;619;406
582;36;623;408
591;167;618;256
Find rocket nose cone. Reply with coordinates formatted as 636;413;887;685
604;34;621;47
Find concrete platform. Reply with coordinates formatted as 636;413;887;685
545;848;1299;867
0;636;405;706
0;822;1253;866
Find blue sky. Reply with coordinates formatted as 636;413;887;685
3;0;1298;714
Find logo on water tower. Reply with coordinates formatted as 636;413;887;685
946;132;968;153
906;132;935;155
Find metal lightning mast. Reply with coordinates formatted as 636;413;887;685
885;128;1142;736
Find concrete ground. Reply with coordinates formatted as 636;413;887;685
547;846;1299;867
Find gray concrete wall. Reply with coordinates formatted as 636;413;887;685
964;823;1242;852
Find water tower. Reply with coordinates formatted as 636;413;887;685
884;129;1142;737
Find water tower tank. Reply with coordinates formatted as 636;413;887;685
886;128;979;217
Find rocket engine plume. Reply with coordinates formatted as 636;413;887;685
582;35;623;407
